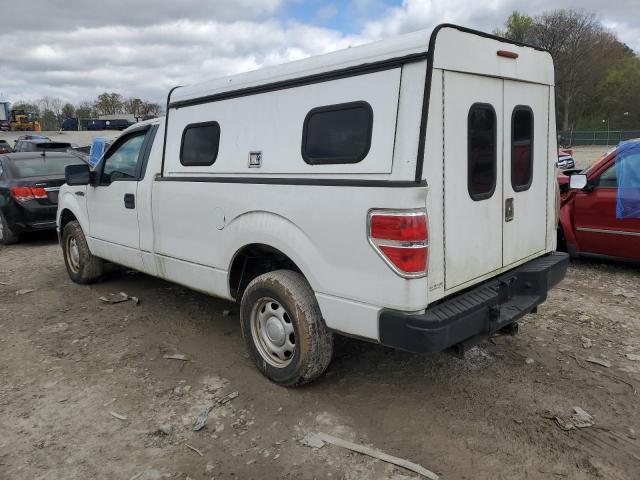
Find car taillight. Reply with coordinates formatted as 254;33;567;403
368;209;428;277
10;186;48;203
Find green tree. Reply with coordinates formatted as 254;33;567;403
94;92;124;115
75;101;96;119
138;101;162;117
589;53;640;130
10;101;39;115
41;109;59;130
61;102;76;119
494;12;534;43
495;9;637;131
123;97;143;117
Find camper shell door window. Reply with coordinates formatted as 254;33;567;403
467;103;497;201
511;106;534;192
302;101;373;165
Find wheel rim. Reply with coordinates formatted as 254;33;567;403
250;297;296;368
66;236;80;273
0;217;4;240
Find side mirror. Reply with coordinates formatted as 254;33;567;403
569;174;588;190
65;163;91;186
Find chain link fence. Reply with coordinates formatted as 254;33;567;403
558;130;640;146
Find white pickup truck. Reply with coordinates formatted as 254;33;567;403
57;24;568;386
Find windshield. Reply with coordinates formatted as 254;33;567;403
10;156;83;178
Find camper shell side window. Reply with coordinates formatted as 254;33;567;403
467;103;497;201
302;101;373;165
180;121;221;166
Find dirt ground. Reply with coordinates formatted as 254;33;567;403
1;233;639;480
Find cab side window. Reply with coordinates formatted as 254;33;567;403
598;152;640;189
598;162;617;188
101;131;146;183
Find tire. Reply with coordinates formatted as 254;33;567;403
240;270;333;387
0;211;19;245
62;221;103;284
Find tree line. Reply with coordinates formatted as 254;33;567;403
495;9;640;132
10;93;162;131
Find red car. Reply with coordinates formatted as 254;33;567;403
557;140;640;261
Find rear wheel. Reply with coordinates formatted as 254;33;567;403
0;211;19;245
240;270;333;387
62;221;103;284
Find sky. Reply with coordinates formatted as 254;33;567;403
1;0;638;106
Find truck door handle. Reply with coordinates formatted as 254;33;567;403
124;193;135;209
505;197;514;222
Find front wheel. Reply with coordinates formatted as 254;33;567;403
240;270;333;387
62;221;103;284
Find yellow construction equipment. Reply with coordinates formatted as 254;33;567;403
9;110;41;131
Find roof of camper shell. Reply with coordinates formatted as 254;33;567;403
170;29;432;105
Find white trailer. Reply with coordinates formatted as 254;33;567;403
57;24;568;386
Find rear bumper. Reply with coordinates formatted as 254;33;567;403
379;252;569;353
1;203;58;233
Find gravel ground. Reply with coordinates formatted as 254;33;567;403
0;130;120;148
570;146;613;170
1;233;639;479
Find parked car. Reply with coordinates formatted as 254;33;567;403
13;134;50;148
57;24;568;386
0;140;13;154
0;152;85;244
557;148;575;169
13;139;72;153
558;139;640;261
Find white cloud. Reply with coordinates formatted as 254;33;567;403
0;0;637;106
362;0;640;52
0;18;366;104
362;0;506;39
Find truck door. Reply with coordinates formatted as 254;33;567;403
86;127;155;270
444;73;551;290
502;81;549;267
444;72;504;290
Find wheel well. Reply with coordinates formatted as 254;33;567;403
229;244;301;301
556;226;568;252
59;209;78;230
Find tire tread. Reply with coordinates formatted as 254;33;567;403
241;270;333;387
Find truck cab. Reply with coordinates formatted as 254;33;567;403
57;24;568;386
558;140;640;261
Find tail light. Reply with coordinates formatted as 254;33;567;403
10;186;48;203
368;209;428;277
